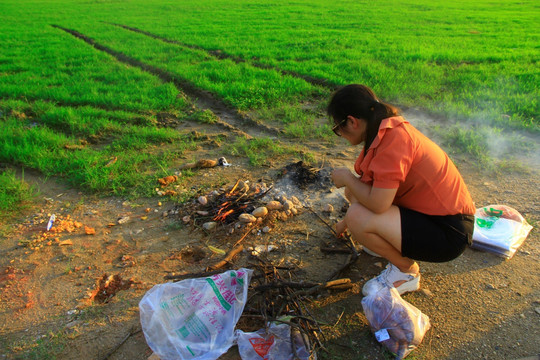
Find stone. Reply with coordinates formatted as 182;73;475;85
262;226;271;233
182;215;190;223
282;200;294;211
239;213;257;223
323;204;334;213
252;207;268;218
65;320;81;329
117;216;130;224
198;196;208;205
290;196;301;206
266;201;283;210
202;222;217;230
251;245;277;255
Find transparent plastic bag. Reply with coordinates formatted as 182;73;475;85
361;286;430;360
235;322;312;360
139;268;253;360
472;205;533;258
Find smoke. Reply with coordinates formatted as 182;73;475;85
483;127;510;159
403;108;540;170
263;166;348;212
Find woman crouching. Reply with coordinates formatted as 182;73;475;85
328;84;475;296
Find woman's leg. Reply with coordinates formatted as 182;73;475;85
344;202;419;279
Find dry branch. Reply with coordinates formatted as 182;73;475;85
164;269;225;281
99;327;141;360
207;244;244;271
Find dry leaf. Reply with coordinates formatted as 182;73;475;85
157;175;178;186
84;226;96;235
104;156;118;167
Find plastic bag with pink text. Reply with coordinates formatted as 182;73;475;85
235;321;312;360
139;268;253;360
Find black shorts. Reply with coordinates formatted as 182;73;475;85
400;207;475;263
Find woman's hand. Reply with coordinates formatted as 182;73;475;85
335;219;348;237
332;168;398;214
331;167;354;188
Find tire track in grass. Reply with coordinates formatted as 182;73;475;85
0;96;154;118
105;22;336;90
51;25;284;140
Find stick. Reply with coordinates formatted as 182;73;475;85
289;278;352;297
306;207;337;236
326;228;359;282
99;327;141;360
253;281;319;292
164;269;225;281
333;310;345;328
207;244;244;271
233;227;252;247
320;246;355;254
325;253;358;282
290;326;300;360
307;206;357;252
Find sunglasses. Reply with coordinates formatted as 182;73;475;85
332;117;348;136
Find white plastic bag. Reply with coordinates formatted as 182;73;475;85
235;322;312;360
361;286;430;360
139;268;253;360
472;205;533;258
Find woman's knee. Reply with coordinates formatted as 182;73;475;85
345;203;372;233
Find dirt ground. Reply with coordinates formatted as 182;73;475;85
0;112;539;360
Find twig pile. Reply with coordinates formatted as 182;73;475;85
242;257;353;359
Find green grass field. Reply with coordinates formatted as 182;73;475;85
0;0;538;212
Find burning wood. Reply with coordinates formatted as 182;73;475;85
182;179;281;231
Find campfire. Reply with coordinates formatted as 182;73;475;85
178;177;305;239
210;179;268;223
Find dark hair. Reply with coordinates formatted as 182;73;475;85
327;84;400;151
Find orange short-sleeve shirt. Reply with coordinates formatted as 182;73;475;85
354;116;475;216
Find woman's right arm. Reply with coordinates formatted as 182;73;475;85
332;167;397;214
